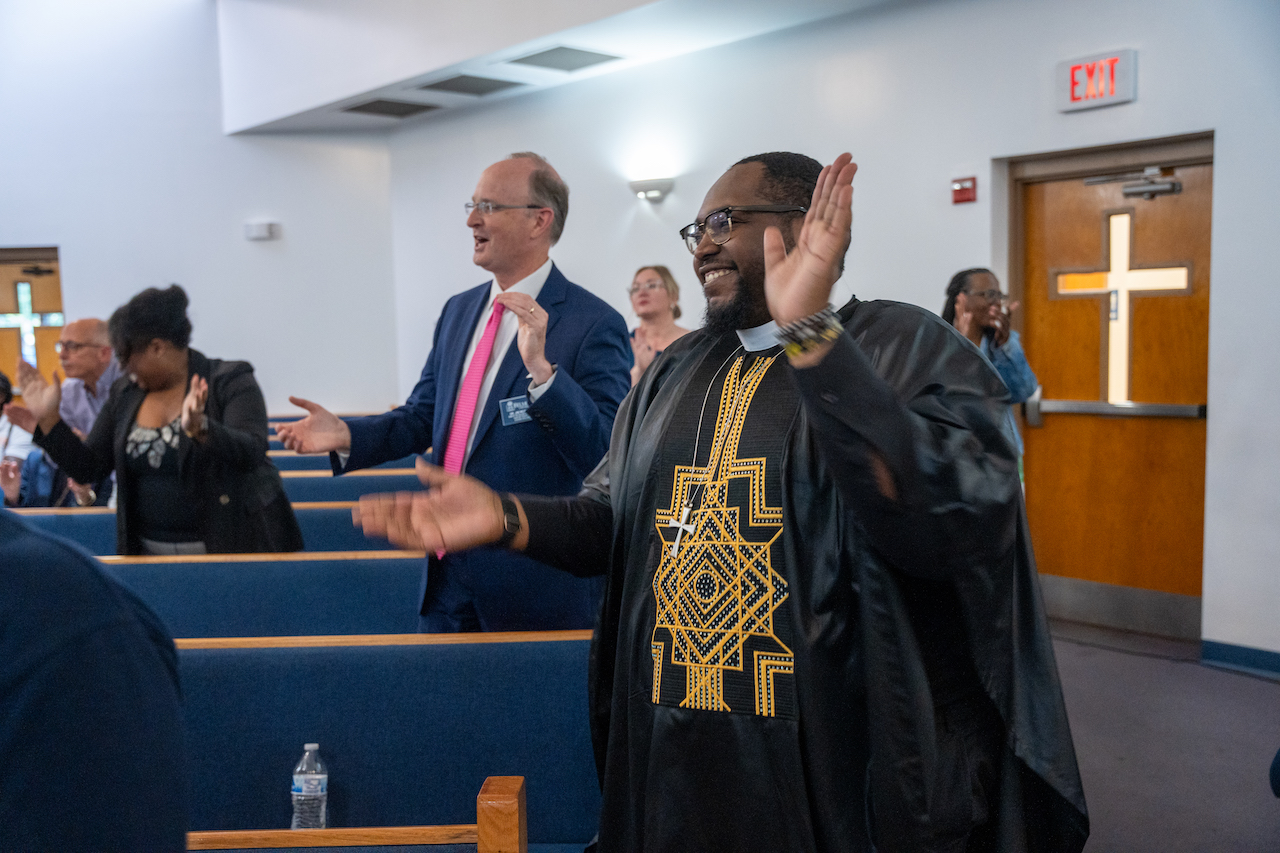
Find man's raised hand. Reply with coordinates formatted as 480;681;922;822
275;397;352;454
493;292;554;386
763;153;857;327
353;457;510;553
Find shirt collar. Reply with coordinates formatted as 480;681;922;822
487;258;553;306
94;359;124;398
736;320;781;352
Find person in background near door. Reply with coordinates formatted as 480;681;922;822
628;265;691;385
942;268;1038;458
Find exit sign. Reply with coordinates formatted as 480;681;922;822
1056;49;1136;112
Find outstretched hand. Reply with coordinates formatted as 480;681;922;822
763;153;858;327
13;360;62;432
276;396;352;454
353;457;508;553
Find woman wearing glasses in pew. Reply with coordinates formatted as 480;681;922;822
5;285;303;555
627;265;690;386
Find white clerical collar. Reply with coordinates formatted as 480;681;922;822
736;320;781;352
487;257;553;305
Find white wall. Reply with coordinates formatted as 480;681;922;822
386;0;1280;653
0;0;398;413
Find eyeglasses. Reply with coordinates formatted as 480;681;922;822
966;288;1008;303
464;201;546;215
54;341;100;354
628;281;665;295
678;205;808;254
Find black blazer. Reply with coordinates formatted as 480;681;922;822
36;349;302;555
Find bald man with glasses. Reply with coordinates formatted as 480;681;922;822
279;152;631;632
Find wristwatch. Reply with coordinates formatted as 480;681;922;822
496;493;521;548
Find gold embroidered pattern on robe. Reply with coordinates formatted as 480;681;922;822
652;355;792;715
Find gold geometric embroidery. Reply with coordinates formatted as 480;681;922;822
651;642;664;703
754;652;794;717
653;355;792;716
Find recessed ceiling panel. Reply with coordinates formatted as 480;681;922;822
509;46;620;72
420;75;525;96
343;99;439;118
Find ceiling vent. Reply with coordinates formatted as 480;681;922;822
509;46;620;72
343;99;438;118
421;75;525;96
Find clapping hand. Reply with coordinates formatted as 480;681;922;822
354;458;508;553
763;152;858;337
181;374;209;440
989;300;1019;348
276;397;352;454
493;292;554;386
10;360;62;433
0;458;20;505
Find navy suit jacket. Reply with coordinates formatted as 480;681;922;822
340;263;631;629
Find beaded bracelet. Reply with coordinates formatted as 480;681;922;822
778;305;842;357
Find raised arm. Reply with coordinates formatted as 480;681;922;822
763;154;1018;577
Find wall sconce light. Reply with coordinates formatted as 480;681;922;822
629;179;674;202
244;221;281;241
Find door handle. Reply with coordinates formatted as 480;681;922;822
1022;388;1206;426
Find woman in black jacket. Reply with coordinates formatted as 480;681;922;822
8;285;302;555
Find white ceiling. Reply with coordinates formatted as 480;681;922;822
217;0;894;134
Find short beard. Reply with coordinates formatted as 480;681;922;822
703;285;758;337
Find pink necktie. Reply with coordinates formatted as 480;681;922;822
442;302;506;475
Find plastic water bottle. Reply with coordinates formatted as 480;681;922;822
290;743;328;829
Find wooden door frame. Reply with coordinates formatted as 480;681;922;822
997;132;1214;640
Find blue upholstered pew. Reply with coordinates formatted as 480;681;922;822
14;503;397;555
98;552;424;637
269;450;422;471
179;631;600;852
282;469;423;502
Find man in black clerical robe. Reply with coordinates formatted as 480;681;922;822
356;152;1089;852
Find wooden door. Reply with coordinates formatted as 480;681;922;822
1021;163;1211;598
0;257;64;396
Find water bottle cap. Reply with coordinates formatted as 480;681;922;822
305;743;319;751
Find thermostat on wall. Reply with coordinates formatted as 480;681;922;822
244;221;280;240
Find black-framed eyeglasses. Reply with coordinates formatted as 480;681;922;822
678;205;807;254
54;341;99;354
464;201;546;216
966;288;1008;303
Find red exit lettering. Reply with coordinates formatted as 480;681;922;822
1071;56;1120;102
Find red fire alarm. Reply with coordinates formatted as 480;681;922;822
952;177;977;204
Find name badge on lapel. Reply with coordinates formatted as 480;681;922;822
499;395;532;426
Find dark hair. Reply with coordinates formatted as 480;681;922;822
0;370;11;408
510;152;569;245
942;267;994;324
734;152;823;208
109;284;193;362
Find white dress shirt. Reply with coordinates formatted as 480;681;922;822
454;258;557;463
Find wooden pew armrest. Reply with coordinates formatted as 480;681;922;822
187;775;527;852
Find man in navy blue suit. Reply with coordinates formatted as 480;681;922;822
279;152;631;631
